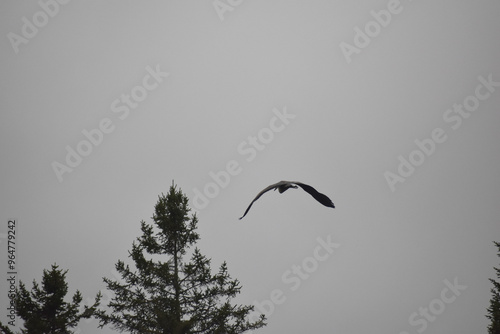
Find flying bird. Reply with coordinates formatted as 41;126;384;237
239;181;335;219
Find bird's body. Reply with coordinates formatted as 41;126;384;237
239;180;335;219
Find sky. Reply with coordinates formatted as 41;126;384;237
1;0;500;333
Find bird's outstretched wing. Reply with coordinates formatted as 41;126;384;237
294;182;335;208
239;181;288;219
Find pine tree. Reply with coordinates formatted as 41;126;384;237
487;241;500;334
14;264;101;334
96;183;266;333
0;322;15;334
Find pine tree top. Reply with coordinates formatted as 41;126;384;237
97;182;266;333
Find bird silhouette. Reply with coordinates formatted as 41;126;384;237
239;180;335;219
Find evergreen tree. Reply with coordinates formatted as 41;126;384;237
0;322;15;334
96;183;265;333
487;241;500;334
14;264;101;334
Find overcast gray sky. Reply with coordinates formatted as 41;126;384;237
1;1;500;333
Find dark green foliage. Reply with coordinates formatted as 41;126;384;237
487;241;500;334
0;322;16;334
14;264;101;334
97;183;266;333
